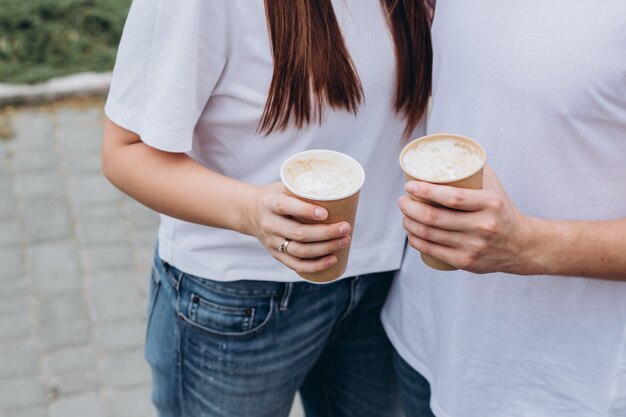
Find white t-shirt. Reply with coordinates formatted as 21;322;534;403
105;0;421;281
382;1;626;416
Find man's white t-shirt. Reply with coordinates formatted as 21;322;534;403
106;0;422;281
382;1;626;416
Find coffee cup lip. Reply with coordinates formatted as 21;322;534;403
399;133;487;184
280;149;366;201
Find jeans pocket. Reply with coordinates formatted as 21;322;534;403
178;276;276;339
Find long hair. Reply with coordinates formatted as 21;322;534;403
259;0;432;139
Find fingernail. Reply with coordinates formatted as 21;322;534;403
326;257;337;267
314;208;327;219
339;224;350;234
339;237;350;247
406;183;417;194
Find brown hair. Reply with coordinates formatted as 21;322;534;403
260;0;432;139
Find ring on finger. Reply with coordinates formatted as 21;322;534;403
277;238;292;255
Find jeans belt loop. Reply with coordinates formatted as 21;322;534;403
279;282;293;311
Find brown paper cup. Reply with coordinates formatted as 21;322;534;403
281;150;365;283
399;134;486;271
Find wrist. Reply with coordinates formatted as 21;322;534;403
511;216;549;275
515;216;570;276
236;185;262;237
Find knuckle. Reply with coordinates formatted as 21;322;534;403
418;224;432;240
275;196;289;214
291;227;306;242
451;189;465;206
478;220;498;237
424;207;439;224
488;196;504;211
460;254;478;270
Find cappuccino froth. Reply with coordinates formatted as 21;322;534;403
403;138;484;182
285;159;361;198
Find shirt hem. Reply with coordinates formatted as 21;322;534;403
159;241;405;283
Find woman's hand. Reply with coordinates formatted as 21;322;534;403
246;182;352;275
399;166;537;274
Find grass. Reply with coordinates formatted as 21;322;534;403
0;0;131;84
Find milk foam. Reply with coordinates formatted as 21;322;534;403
285;158;361;197
403;138;484;182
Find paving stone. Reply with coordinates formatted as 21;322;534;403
76;218;128;245
39;292;89;324
0;313;32;341
0;194;16;219
57;126;103;154
130;229;158;248
134;270;151;298
81;244;134;273
108;387;155;417
50;393;108;417
0;276;29;299
87;272;144;322
39;293;92;350
14;151;59;173
101;350;151;388
0;178;16;219
46;348;97;376
0;219;21;246
55;107;103;127
14;172;64;198
21;197;72;242
62;153;101;174
122;201;159;230
30;242;82;294
11;111;55;151
0;247;23;280
2;406;49;417
0;296;29;315
68;175;122;209
40;320;92;351
51;373;101;397
0;379;47;408
0;344;39;378
93;319;146;352
0;140;7;160
132;247;154;279
72;202;123;221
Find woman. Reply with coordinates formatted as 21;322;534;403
102;1;431;416
383;1;626;416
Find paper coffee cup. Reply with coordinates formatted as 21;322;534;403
399;133;487;271
280;150;365;283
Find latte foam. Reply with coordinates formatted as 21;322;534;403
402;138;484;182
284;158;361;198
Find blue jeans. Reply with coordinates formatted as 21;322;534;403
393;350;436;417
145;252;400;417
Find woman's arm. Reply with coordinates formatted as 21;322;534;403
399;166;626;280
102;118;352;274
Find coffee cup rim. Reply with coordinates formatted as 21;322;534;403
399;133;487;184
280;149;366;201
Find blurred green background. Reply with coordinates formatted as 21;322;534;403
0;0;131;84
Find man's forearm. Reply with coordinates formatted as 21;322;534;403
526;217;626;280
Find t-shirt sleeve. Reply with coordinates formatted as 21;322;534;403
105;0;229;153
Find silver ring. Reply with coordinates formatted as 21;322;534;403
278;238;292;254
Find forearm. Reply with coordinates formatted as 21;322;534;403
525;217;626;280
102;128;257;235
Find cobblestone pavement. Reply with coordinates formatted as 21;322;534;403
0;101;303;417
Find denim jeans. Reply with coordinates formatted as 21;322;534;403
392;350;436;417
145;252;400;417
